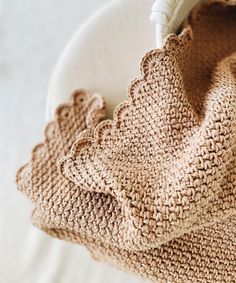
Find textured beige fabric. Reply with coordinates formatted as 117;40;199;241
17;1;236;282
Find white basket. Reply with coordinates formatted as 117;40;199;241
150;0;205;47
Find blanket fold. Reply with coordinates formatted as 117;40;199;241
16;1;236;282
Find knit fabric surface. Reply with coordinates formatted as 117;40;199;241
17;1;236;282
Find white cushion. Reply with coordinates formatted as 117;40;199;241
47;0;155;120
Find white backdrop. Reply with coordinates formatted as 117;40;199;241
0;0;148;282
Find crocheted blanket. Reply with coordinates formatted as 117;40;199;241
16;1;236;282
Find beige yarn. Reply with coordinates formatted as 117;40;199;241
16;1;236;282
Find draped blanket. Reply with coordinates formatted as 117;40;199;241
16;1;236;282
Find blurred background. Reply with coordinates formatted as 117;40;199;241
0;0;148;282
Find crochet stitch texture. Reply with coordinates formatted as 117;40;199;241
17;1;236;282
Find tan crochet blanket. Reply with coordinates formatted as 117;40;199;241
17;1;236;282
